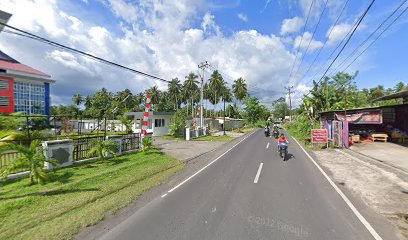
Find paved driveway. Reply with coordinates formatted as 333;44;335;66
153;137;224;161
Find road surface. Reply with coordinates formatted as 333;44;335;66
98;129;394;240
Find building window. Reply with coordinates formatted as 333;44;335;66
0;80;8;90
14;81;46;114
154;119;165;127
0;96;9;106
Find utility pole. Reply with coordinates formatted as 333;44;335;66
285;86;294;122
198;61;209;128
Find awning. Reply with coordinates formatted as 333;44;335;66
336;110;382;124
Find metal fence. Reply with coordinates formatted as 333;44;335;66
0;132;146;171
72;135;106;161
121;133;140;152
0;151;28;173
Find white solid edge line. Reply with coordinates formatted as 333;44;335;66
266;142;269;149
162;130;256;196
292;137;383;240
253;163;263;184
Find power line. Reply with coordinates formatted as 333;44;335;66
329;0;408;75
342;4;408;72
287;0;315;83
293;0;329;81
0;22;170;83
315;0;376;84
299;0;350;83
308;8;361;83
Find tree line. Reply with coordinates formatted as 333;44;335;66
51;70;270;123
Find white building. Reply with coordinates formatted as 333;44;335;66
125;111;174;136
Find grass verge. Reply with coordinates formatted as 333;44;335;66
158;135;185;141
0;150;184;240
193;135;234;142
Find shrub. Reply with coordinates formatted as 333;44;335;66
169;109;187;137
0;140;58;185
88;139;119;160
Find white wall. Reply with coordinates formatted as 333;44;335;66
152;115;172;136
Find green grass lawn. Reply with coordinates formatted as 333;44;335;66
193;135;234;142
0;151;184;240
231;127;256;133
158;135;185;141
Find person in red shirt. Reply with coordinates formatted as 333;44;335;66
277;133;289;152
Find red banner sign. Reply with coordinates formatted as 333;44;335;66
335;110;382;124
311;129;328;143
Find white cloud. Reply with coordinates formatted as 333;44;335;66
237;13;248;22
201;12;221;35
0;0;297;105
105;0;139;23
326;23;353;45
293;32;323;52
293;83;312;107
280;16;304;35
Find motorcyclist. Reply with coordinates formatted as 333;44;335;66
272;127;279;138
264;126;270;136
277;133;289;152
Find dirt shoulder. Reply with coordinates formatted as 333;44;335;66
313;149;408;239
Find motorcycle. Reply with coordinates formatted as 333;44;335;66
273;130;279;139
264;128;270;137
279;142;288;160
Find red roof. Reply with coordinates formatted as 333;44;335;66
0;59;49;77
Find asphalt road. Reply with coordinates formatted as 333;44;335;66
98;129;392;240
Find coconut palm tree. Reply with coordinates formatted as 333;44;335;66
183;72;199;118
72;93;82;118
221;83;233;116
232;77;248;108
208;70;223;117
147;86;161;111
168;78;182;110
134;92;145;111
84;96;93;109
0;140;57;185
204;82;211;117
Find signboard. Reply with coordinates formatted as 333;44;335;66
335;110;382;124
311;129;328;144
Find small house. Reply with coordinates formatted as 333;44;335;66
125;111;174;136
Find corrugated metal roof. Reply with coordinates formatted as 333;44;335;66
0;59;50;77
372;90;408;102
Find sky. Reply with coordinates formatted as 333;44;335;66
0;0;407;107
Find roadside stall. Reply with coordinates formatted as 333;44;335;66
319;102;408;148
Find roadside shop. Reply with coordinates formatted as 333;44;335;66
318;94;408;148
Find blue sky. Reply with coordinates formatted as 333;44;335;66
0;0;407;106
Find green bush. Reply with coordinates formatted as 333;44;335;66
141;137;156;152
169;109;187;137
284;114;317;143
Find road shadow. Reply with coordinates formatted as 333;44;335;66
283;153;295;161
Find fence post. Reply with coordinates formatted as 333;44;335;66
185;128;190;141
